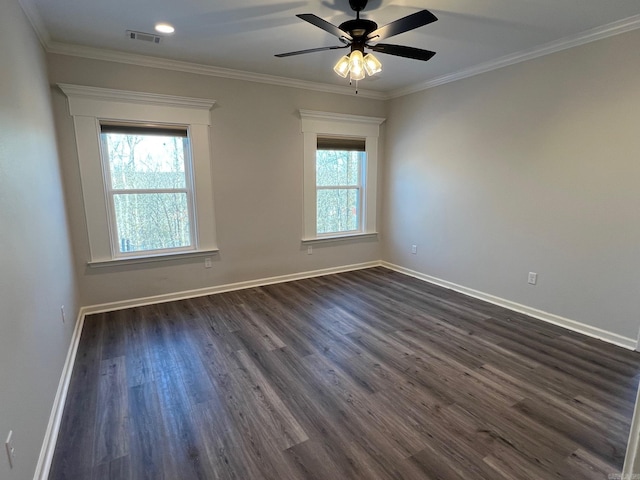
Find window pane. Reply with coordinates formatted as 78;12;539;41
104;133;187;190
316;150;361;187
317;188;359;234
113;193;191;253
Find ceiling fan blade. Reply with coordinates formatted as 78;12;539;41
275;44;349;58
297;13;352;40
367;10;437;41
369;43;436;61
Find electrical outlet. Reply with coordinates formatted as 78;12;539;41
411;244;417;254
307;246;313;255
204;257;212;269
61;305;65;323
5;430;15;469
528;272;537;285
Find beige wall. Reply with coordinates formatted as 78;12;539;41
0;1;79;478
47;54;385;307
382;29;640;340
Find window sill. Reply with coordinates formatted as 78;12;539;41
88;248;220;268
301;232;378;245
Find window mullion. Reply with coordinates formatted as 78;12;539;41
316;186;360;190
109;188;189;195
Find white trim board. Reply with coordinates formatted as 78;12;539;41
382;261;637;351
623;384;640;477
33;308;87;480
82;261;381;315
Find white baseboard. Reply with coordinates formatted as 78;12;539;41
623;384;640;476
33;307;87;480
83;261;381;315
382;262;637;351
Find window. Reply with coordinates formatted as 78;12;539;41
300;110;384;242
316;137;365;235
100;124;195;256
60;84;218;265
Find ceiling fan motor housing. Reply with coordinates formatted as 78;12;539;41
339;18;378;49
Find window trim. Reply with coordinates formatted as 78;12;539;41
300;109;385;242
59;84;218;265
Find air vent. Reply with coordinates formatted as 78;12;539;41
126;30;161;44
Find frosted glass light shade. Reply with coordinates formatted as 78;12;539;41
333;55;350;78
154;23;175;34
349;50;365;81
364;53;382;76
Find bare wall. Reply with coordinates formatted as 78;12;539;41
47;54;386;307
382;29;640;340
0;1;79;478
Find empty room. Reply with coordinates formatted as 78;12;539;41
2;0;640;479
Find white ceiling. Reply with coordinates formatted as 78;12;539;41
22;0;640;95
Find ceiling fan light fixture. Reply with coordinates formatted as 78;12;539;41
333;55;351;78
348;50;365;81
364;53;382;76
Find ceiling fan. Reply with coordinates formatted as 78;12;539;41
275;0;437;82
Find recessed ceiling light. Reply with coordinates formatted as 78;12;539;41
155;23;175;34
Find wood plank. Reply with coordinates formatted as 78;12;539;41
126;382;167;480
233;349;309;449
48;313;104;478
93;356;129;466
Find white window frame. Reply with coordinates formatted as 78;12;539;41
315;146;364;235
59;84;219;266
100;124;197;257
300;109;384;243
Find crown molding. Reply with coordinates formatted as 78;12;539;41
17;0;50;47
46;41;388;101
389;13;640;98
20;0;640;102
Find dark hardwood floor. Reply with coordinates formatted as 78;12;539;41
49;267;640;479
